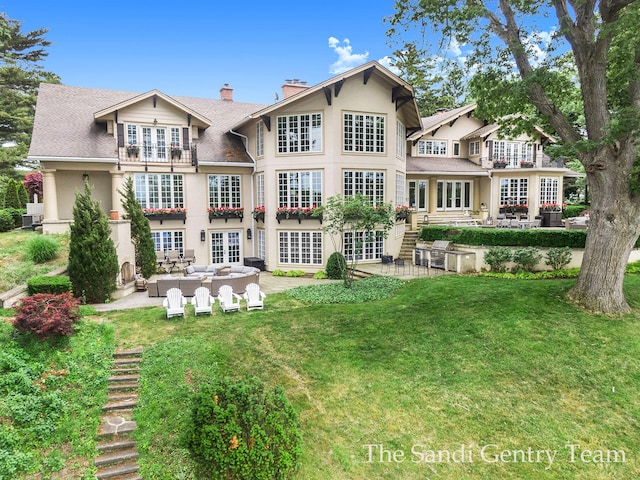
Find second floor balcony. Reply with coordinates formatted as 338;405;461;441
480;153;560;170
119;143;197;170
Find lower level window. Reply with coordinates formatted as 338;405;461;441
152;230;184;254
279;231;322;264
343;230;384;261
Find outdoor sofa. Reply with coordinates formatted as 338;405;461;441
147;265;260;297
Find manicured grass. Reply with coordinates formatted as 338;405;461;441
95;274;640;479
0;230;69;292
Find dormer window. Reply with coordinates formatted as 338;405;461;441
417;140;447;156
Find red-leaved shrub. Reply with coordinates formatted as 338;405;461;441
12;292;81;340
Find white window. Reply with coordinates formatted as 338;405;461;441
396;173;405;207
436;180;473;211
343;112;385;153
453;142;460;156
134;174;184;208
256;120;264;157
258;229;265;260
344;230;384;261
278;171;322;207
500;178;529;205
278;231;323;264
469;141;480;156
417;140;447;156
152;230;184;255
396;120;406;159
256;173;265;207
494;141;534;167
343;170;385;206
127;125;138;145
210;231;242;264
141;126;168;161
208;175;241;208
539;177;559;205
170;127;180;148
277;113;322;153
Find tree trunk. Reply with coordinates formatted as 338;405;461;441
567;146;640;313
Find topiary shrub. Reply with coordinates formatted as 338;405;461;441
0;210;14;232
512;247;543;272
183;377;302;480
545;246;572;270
483;247;512;273
325;251;347;279
27;276;73;296
12;292;80;340
25;236;59;263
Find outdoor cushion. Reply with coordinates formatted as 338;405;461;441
185;266;195;275
230;265;245;273
206;265;218;274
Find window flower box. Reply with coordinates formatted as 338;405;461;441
493;160;507;169
520;161;534;168
208;207;244;223
171;146;182;158
143;207;186;224
252;206;265;222
127;145;139;156
276;206;323;224
395;205;411;221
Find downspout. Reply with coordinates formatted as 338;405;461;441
229;129;256;258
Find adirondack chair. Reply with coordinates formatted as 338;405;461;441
217;285;241;313
243;283;266;311
191;286;215;315
163;287;186;318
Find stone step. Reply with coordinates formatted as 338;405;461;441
108;374;139;383
113;358;141;366
96;438;137;452
95;462;140;479
103;399;138;412
97;416;137;437
95;448;139;467
114;348;143;358
107;392;138;401
111;367;139;375
108;382;139;392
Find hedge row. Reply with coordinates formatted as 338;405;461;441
419;225;594;248
27;276;73;295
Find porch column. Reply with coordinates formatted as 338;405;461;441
111;172;125;215
42;169;59;221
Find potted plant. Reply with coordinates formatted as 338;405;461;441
143;207;187;224
520;160;534;168
208;206;244;222
395;205;411;220
170;144;182;158
252;206;265;222
127;144;139;156
493;159;507;169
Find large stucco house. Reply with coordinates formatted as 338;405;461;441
28;61;571;277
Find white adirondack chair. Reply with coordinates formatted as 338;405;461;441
217;285;241;313
191;286;215;315
243;283;266;311
163;287;186;318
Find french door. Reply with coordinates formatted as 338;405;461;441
210;231;241;265
436;180;472;211
408;180;428;211
142;126;167;161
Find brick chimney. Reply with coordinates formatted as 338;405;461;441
220;84;233;101
282;79;309;99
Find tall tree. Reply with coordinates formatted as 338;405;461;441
68;182;119;303
388;0;640;313
0;13;60;176
119;176;157;279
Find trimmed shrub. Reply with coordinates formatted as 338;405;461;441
184;377;302;480
27;276;73;296
563;205;590;219
285;270;305;277
0;210;13;232
512;247;543;272
546;246;572;270
484;247;512;273
313;270;327;279
12;292;80;340
25;236;59;263
272;269;286;277
3;208;25;228
326;251;347;279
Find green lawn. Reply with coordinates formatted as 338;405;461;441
97;274;640;480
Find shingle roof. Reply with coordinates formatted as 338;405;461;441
407;155;488;174
29;83;267;164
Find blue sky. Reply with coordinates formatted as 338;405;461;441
4;0;406;105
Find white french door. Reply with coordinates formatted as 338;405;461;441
142;126;167;161
408;180;428;211
437;180;472;211
210;231;242;265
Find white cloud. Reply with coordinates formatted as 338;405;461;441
377;56;401;75
328;37;369;74
446;38;463;57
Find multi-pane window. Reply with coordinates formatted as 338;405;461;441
343;231;384;261
343;112;385;153
278;171;322;207
396;120;406;159
256;173;265;207
208;175;241;208
278;231;322;264
152;231;184;254
396;173;405;207
493;141;534;167
127;125;138;145
277;113;322;153
258;229;265;260
134;174;184;208
170;127;180;147
469;141;480;156
500;178;528;205
539;177;559;205
417;140;447;156
343;170;385;206
256;120;264;157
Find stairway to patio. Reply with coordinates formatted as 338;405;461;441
399;230;419;260
95;347;143;480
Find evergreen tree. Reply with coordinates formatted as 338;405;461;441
4;178;20;208
17;181;28;207
68;182;119;303
118;176;156;279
